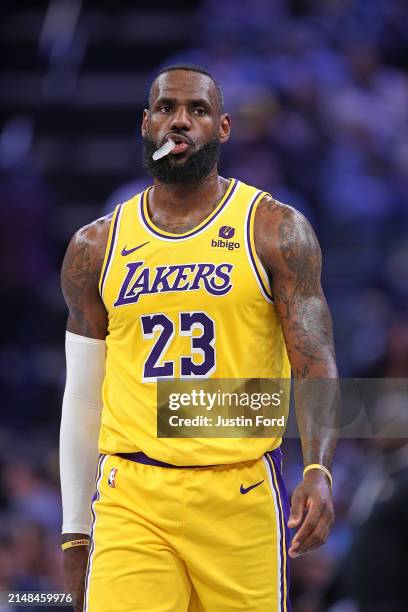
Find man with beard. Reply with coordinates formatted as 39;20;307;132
59;64;338;612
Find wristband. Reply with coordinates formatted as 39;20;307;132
61;538;90;551
303;463;332;487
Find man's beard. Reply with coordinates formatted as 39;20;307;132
143;136;220;184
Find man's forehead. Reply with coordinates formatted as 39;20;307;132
151;71;216;105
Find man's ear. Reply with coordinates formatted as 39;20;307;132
141;109;150;138
219;113;231;144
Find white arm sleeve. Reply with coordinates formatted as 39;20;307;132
59;331;106;535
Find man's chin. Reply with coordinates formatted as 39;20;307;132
167;152;189;163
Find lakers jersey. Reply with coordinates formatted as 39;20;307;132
98;179;291;465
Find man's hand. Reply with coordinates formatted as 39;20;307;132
62;535;90;612
287;470;334;558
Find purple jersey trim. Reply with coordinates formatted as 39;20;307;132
246;192;274;302
99;203;123;297
266;448;292;612
116;451;217;469
116;448;283;470
83;454;107;612
139;179;238;240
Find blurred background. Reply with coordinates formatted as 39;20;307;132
0;0;407;610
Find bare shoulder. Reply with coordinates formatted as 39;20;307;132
61;213;113;289
68;212;113;263
61;213;113;338
254;193;321;275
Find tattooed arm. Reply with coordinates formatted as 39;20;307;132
61;215;112;338
60;216;111;611
255;195;338;558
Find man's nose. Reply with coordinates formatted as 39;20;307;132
169;106;191;131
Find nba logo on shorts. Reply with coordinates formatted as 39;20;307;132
108;467;118;488
219;225;235;239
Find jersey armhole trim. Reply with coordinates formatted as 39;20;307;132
98;203;124;299
244;190;274;303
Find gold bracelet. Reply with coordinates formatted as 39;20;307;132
61;538;90;551
303;463;332;487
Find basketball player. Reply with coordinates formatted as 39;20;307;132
59;64;338;612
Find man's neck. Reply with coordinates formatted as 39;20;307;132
148;169;230;227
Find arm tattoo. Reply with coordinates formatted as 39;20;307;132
276;209;335;367
61;219;110;339
277;209;320;315
257;195;280;214
255;198;336;376
255;197;339;468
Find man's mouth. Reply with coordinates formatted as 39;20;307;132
165;135;191;155
152;135;193;161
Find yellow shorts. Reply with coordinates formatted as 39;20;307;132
83;447;291;611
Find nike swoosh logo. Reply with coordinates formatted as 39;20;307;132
121;241;150;256
240;480;264;494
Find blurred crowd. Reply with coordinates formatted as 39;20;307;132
1;0;408;610
167;0;408;379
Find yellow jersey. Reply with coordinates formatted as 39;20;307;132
98;178;290;465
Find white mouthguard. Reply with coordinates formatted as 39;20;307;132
152;139;176;161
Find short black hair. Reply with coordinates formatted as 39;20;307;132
148;63;224;113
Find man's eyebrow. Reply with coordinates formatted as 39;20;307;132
188;98;212;107
153;96;175;106
153;96;212;108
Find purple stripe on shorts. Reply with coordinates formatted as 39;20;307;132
99;203;123;296
267;448;292;612
140;179;238;240
83;454;106;612
246;191;274;302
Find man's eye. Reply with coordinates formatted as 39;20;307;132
159;105;171;113
194;107;206;116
